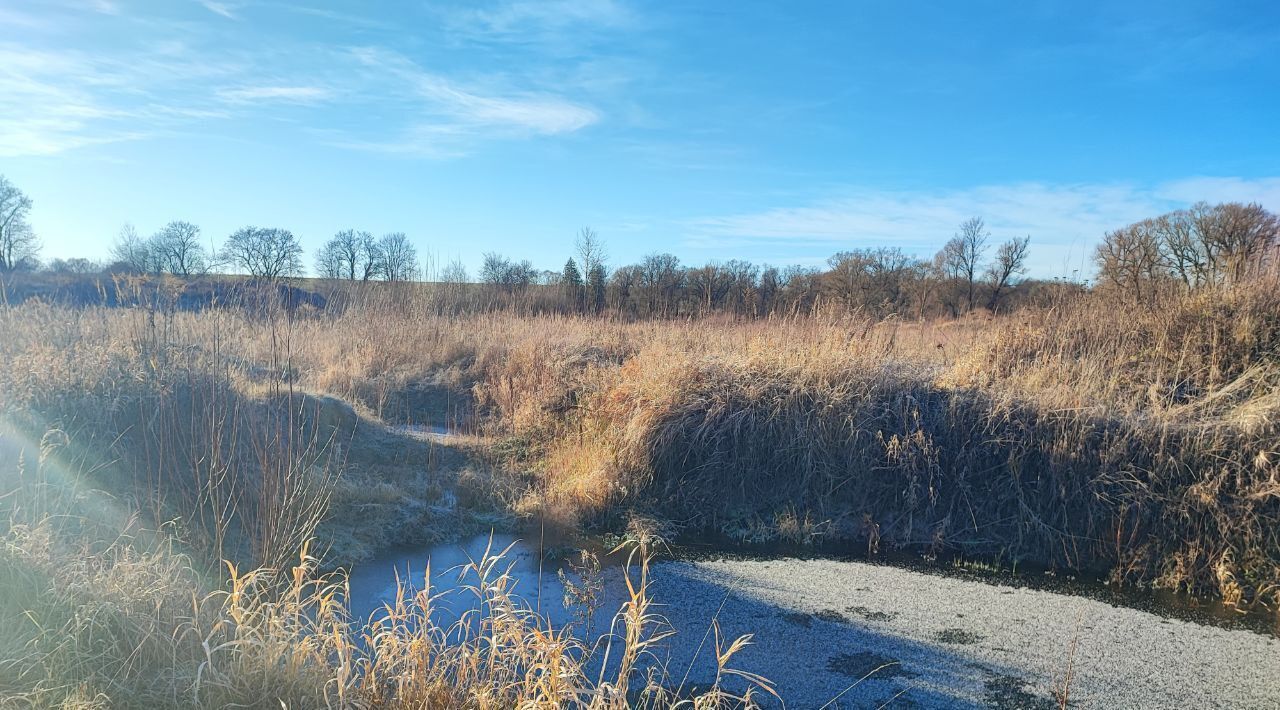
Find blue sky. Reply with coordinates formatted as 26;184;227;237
4;0;1279;277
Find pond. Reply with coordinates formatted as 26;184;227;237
346;531;623;630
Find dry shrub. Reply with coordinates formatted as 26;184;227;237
494;284;1280;607
946;277;1280;412
0;299;339;570
2;517;771;708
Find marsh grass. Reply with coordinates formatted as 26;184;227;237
1;274;1277;704
3;279;1276;605
0;284;776;705
2;490;773;708
430;281;1280;606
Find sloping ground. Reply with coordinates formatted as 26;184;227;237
479;285;1280;607
589;356;1280;605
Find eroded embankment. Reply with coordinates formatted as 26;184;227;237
604;361;1278;605
475;296;1280;608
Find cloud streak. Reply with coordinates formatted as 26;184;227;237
686;179;1280;276
197;1;238;20
0;38;250;157
2;0;606;159
0;46;132;155
340;47;599;154
445;0;635;41
216;85;333;103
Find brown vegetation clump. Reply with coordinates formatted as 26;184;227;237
0;301;339;571
463;282;1280;607
1;511;769;708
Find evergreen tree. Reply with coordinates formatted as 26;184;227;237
586;262;607;314
562;258;585;311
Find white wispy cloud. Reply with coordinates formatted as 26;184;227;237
0;36;253;157
197;0;238;19
1156;177;1280;208
446;0;634;40
88;0;120;14
686;179;1280;276
0;46;131;155
0;34;597;158
413;76;598;134
273;3;393;30
342;47;599;153
216;85;334;103
0;118;145;157
3;0;616;158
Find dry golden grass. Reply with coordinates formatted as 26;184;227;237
0;275;1277;705
4;281;1278;603
1;519;772;708
353;281;1276;607
0;289;783;708
0;436;772;709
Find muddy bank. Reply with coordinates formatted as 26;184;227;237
655;556;1278;708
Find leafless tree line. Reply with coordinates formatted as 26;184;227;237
451;218;1040;320
8;169;1277;318
1094;202;1279;304
314;230;421;282
108;222;305;281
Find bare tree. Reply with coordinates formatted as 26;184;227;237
0;175;38;272
939;217;988;312
441;259;469;284
221;227;304;280
824;247;919;315
314;241;342;280
576;226;608;313
758;265;781;314
778;264;821;314
152;220;209;276
722;259;760;314
47;257;100;274
1203;202;1278;283
481;252;510;286
1098;202;1278;300
1158;209;1208;288
688;263;730;312
575;227;607;273
607;263;641;314
479;252;536;293
986;236;1030;311
1095;221;1168;305
638;252;683;316
110;224;152;273
375;232;419;282
317;229;380;281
